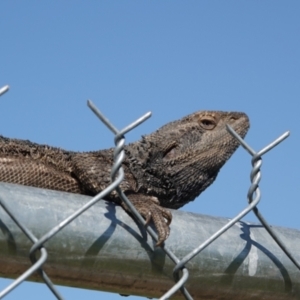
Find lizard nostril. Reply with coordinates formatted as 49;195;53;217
229;116;238;121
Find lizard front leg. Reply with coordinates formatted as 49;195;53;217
121;193;172;246
72;153;172;246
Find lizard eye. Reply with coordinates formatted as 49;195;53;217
199;117;216;130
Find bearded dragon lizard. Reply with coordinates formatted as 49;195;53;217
0;110;249;245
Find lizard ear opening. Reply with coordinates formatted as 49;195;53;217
163;142;178;160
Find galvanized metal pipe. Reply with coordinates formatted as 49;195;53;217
0;182;299;299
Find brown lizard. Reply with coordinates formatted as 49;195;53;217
0;110;249;245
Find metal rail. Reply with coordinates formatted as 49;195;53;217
0;182;300;299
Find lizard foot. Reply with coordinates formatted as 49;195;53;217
122;194;172;247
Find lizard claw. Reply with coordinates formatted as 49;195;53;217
124;194;172;247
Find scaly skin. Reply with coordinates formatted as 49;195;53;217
0;110;250;246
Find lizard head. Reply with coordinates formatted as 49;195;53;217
126;111;250;209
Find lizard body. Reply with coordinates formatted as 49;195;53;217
0;110;250;245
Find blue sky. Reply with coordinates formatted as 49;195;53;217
0;1;299;299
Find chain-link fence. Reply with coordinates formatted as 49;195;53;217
0;84;299;299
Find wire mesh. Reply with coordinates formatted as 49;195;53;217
0;84;299;299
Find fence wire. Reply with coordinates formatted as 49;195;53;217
0;84;299;299
0;85;9;97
